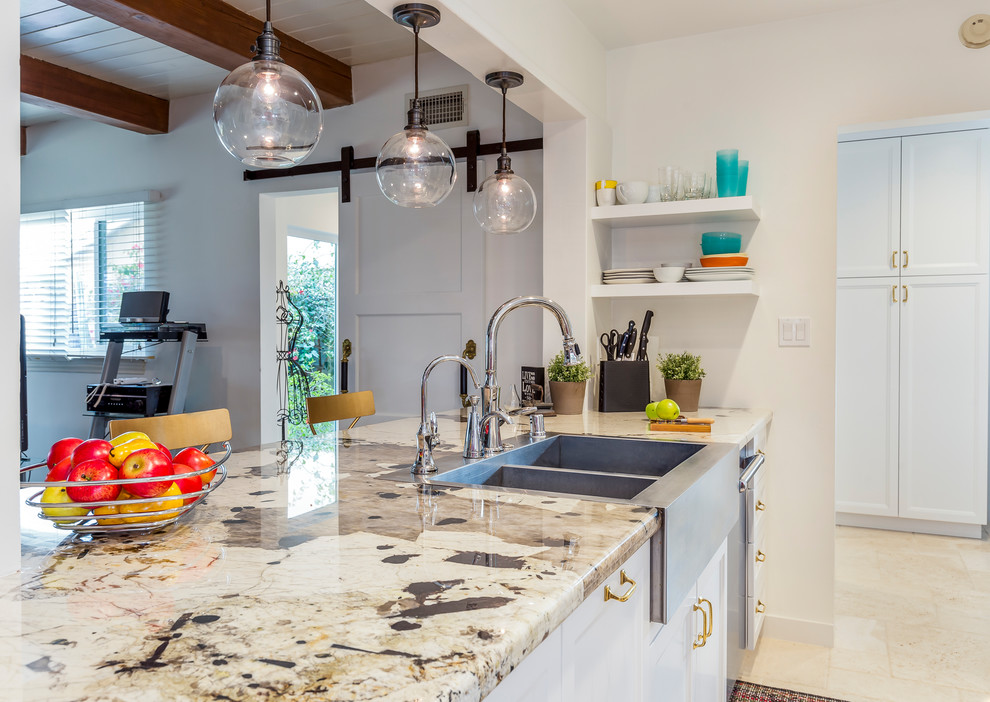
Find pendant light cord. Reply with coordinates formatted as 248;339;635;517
413;25;420;102
501;85;507;159
266;0;271;22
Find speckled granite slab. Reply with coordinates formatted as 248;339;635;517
2;433;661;701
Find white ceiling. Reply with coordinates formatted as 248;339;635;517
20;0;898;127
19;0;417;125
560;0;894;49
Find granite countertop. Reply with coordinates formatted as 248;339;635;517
0;408;770;701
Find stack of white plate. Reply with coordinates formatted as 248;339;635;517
602;267;656;284
684;266;755;282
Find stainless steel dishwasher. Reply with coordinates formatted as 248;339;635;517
726;445;767;694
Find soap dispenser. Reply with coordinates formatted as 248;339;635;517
463;395;482;459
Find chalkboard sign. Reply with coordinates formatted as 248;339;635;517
521;366;545;405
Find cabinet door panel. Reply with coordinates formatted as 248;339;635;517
484;627;562;702
693;542;727;702
901;130;990;275
561;542;648;702
835;279;900;516
899;276;989;523
837;138;901;278
645;588;693;702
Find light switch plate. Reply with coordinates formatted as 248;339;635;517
779;317;811;347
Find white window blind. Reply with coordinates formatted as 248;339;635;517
20;198;160;357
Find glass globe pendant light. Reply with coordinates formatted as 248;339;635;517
473;71;537;234
375;4;457;208
213;0;323;168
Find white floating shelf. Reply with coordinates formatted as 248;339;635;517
591;196;760;227
590;280;760;299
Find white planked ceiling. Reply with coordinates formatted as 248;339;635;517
19;0;417;125
560;0;894;49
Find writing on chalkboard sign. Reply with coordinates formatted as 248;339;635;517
521;366;545;405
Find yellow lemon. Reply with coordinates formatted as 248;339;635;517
110;431;151;447
108;438;158;467
118;484;182;524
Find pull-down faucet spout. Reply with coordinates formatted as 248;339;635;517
481;295;580;454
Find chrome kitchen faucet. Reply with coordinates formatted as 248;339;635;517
412;355;480;474
481;295;581;455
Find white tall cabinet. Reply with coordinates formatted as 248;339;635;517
836;127;990;537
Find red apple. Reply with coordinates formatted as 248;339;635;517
119;448;173;498
173;447;216;485
171;463;204;506
71;439;112;467
66;459;121;503
47;437;83;470
46;456;73;483
155;443;173;461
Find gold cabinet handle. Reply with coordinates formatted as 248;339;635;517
891;251;898;269
902;285;908;303
902;250;908;268
604;570;637;603
702;597;714;639
755;499;766;511
692;599;709;649
892;285;898;303
755;600;766;614
756;550;767;563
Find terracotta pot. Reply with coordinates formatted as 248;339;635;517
663;379;702;412
549;380;587;415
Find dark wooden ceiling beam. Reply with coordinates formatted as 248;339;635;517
60;0;353;109
21;55;169;135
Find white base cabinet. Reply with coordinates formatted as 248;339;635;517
485;538;728;702
646;540;728;702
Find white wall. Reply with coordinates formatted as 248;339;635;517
606;0;990;643
20;50;544;458
1;5;22;576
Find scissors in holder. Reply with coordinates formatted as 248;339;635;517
600;329;619;361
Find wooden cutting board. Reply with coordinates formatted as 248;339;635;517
649;421;712;433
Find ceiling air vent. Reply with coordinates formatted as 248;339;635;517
405;85;468;128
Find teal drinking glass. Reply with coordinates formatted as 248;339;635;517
737;160;749;196
716;149;739;197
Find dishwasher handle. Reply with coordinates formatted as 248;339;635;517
739;451;766;492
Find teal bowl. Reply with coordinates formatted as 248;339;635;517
701;232;742;255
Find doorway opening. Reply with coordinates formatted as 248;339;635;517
286;227;337;438
259;188;339;444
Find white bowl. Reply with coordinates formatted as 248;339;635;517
616;181;649;205
654;266;685;283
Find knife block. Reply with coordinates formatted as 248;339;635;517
598;361;650;412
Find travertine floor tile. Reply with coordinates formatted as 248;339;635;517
744;637;830;690
745;525;990;702
827;667;963;702
886;622;990;693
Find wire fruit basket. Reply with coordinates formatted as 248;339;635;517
21;442;231;535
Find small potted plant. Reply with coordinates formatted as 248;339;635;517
656;351;706;412
547;351;592;415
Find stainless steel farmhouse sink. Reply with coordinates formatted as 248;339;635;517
383;433;740;623
432;435;706;501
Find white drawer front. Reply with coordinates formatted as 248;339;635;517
746;594;767;650
746;529;769;596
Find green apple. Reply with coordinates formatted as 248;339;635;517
657;399;680;421
645;402;661;420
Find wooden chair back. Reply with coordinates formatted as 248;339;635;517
108;409;232;450
306;391;375;433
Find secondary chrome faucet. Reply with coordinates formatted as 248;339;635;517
413;355;480;474
481;295;581;454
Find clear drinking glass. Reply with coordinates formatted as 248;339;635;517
658;166;681;202
683;170;707;200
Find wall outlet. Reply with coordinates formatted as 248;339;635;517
779;317;811;347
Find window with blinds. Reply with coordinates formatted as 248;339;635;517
20;197;159;357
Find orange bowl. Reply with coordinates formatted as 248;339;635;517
699;254;749;267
